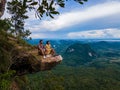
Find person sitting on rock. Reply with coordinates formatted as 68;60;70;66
45;41;55;57
38;40;46;58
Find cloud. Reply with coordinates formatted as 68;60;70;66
30;33;48;39
29;32;62;39
30;1;120;31
67;28;120;39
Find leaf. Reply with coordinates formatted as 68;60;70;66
49;0;54;8
50;11;59;14
57;0;65;7
51;7;55;11
46;12;48;16
40;14;43;17
59;3;65;7
79;2;84;4
83;0;88;2
27;0;32;2
30;2;38;5
49;13;54;18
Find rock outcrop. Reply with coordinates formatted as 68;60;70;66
40;55;63;71
0;36;63;75
10;50;62;75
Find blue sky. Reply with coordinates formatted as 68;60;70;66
3;0;120;39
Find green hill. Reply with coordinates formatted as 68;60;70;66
63;43;97;66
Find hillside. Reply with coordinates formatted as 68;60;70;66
63;43;97;66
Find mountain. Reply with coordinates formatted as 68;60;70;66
90;41;120;57
63;43;97;66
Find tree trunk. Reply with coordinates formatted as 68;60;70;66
0;0;6;18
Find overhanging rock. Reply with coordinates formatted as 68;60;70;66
10;51;62;76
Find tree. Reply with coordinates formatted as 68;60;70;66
7;0;31;38
6;0;87;38
1;0;88;18
0;0;6;17
0;0;88;38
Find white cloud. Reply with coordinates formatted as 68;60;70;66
30;1;120;31
30;33;48;39
29;32;60;39
67;28;120;39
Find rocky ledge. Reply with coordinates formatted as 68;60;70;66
10;50;62;76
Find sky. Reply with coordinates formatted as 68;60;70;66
3;0;120;39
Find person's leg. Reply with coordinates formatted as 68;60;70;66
41;50;45;55
45;49;49;55
38;49;45;55
50;48;55;55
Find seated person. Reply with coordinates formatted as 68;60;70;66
45;41;55;56
38;40;46;58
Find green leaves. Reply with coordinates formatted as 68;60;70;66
35;0;60;19
7;0;30;39
6;0;88;37
8;0;88;19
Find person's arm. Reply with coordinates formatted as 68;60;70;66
38;44;40;50
45;45;48;51
38;44;43;51
50;44;53;49
43;45;46;50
